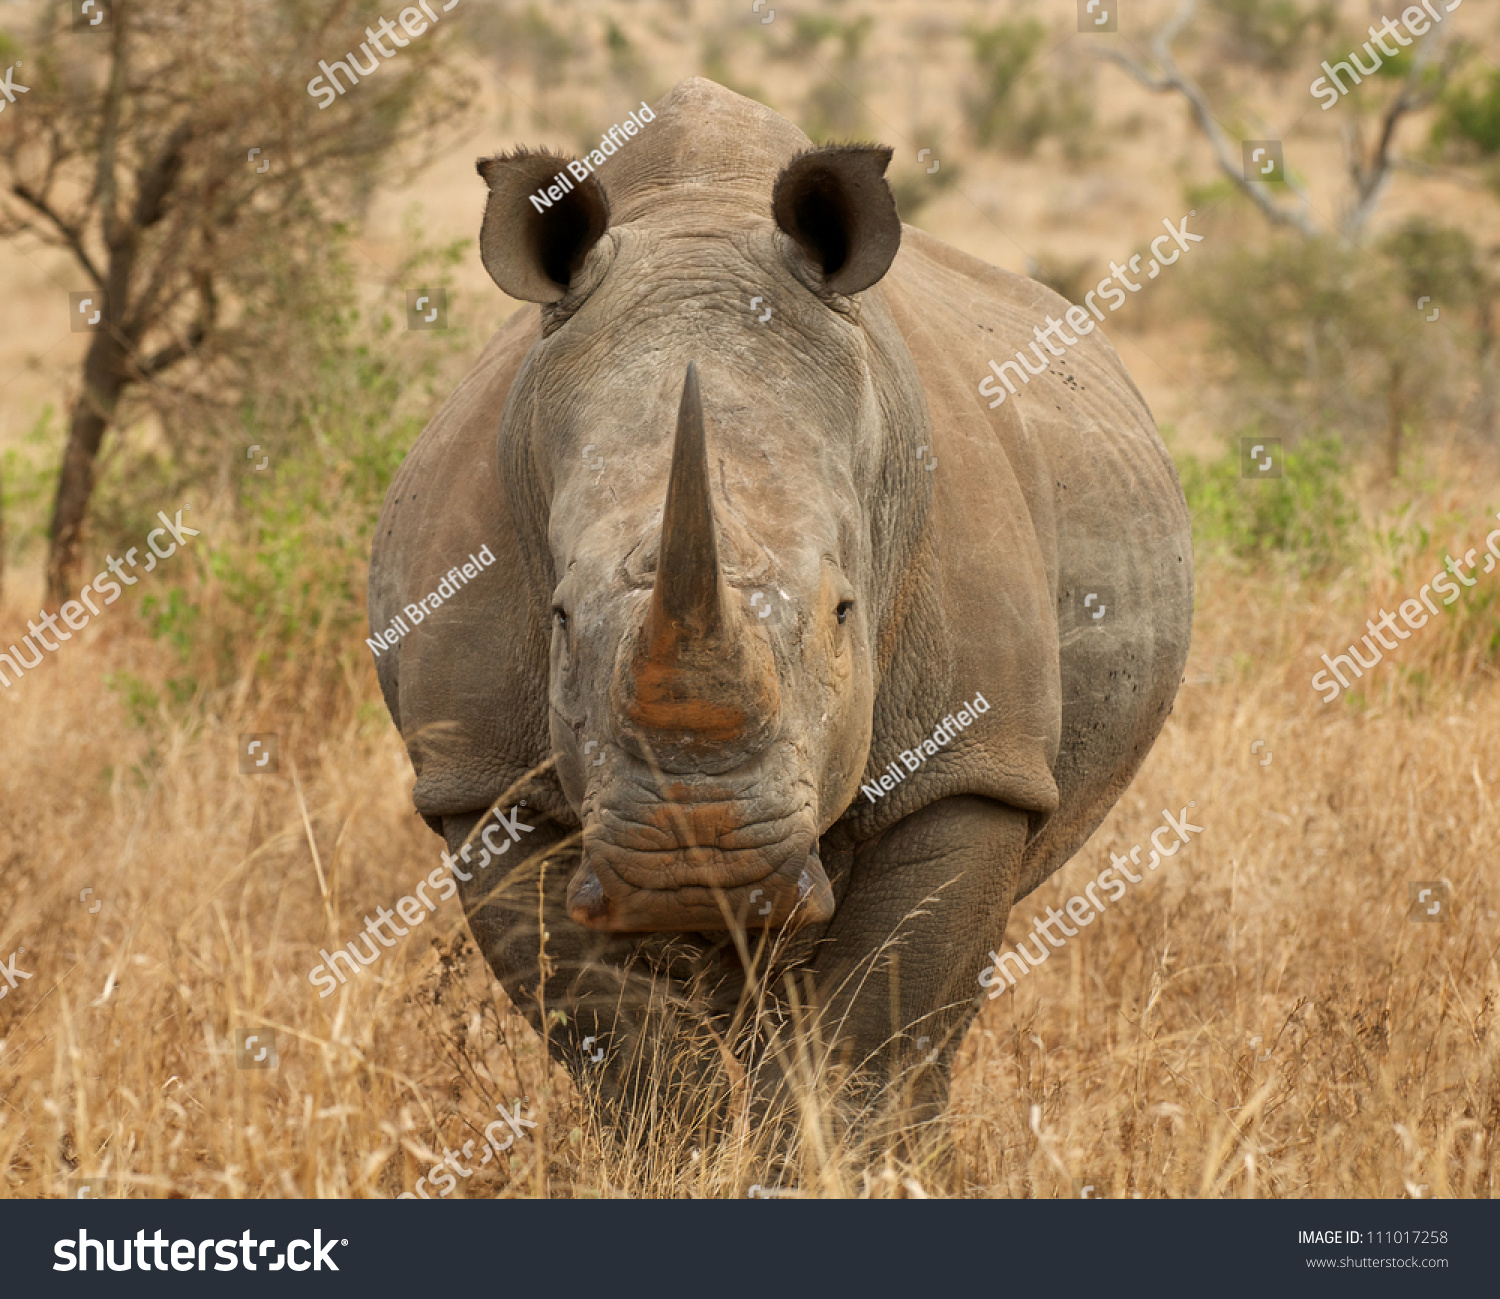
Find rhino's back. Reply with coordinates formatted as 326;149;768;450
875;225;1193;895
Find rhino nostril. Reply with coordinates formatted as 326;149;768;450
567;861;610;925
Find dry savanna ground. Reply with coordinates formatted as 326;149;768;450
0;461;1495;1199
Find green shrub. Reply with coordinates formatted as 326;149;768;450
108;225;475;708
1178;432;1357;570
965;19;1095;159
797;16;874;142
1208;0;1335;73
0;407;62;571
1187;227;1487;469
1433;65;1500;156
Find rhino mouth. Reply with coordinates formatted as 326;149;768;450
566;847;834;933
565;788;835;933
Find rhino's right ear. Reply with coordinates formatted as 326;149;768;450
772;144;901;296
476;151;610;303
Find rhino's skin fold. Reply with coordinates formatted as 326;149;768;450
368;77;1193;1130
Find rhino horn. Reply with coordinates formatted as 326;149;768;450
624;363;779;746
647;360;722;644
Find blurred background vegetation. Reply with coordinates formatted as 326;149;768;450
1;0;1498;715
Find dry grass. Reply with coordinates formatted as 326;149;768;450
0;474;1497;1200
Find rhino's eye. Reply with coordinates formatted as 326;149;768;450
552;606;569;629
836;600;853;625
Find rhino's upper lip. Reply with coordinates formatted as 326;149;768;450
576;766;817;892
581;797;816;879
566;841;834;933
573;741;806;802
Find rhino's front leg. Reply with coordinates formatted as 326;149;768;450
441;812;601;1056
805;795;1030;1124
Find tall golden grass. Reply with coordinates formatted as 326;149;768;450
0;472;1496;1199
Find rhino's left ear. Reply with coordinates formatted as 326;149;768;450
476;150;610;303
772;144;901;296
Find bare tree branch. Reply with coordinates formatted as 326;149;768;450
95;0;129;249
1389;158;1492;190
8;182;105;285
1096;0;1322;239
133;326;202;380
131;270;216;379
132;119;194;230
1342;35;1451;238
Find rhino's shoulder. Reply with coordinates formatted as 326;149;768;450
880;222;1165;463
886;224;1079;342
382;304;539;509
890;223;1026;293
368;303;550;819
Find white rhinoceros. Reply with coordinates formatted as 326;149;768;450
367;77;1192;1125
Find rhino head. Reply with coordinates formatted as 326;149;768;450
473;86;922;935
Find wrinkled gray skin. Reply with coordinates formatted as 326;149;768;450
368;79;1192;1128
